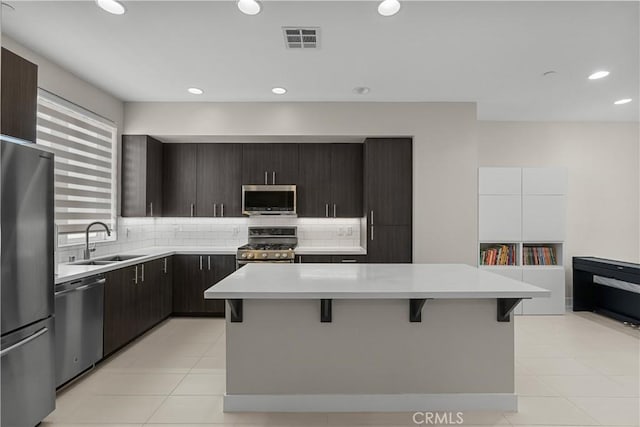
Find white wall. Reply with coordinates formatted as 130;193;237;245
478;121;640;295
124;102;480;265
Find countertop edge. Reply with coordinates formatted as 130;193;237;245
55;246;367;284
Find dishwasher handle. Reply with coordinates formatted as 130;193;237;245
55;277;105;297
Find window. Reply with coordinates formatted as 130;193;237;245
36;90;117;246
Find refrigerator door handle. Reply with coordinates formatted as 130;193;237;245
0;327;48;358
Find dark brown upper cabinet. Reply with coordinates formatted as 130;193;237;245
364;138;412;226
163;143;197;217
242;143;299;185
297;144;331;217
121;135;163;217
364;138;412;263
298;143;363;218
1;48;38;142
330;144;363;218
196;144;242;217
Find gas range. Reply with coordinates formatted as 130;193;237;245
236;226;297;265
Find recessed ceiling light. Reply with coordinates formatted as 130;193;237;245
96;0;125;15
614;98;632;105
588;70;610;80
378;0;401;16
353;87;371;95
237;0;261;15
188;87;204;95
272;87;287;95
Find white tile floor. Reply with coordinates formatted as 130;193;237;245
43;312;639;427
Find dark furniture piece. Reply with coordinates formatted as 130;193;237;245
242;143;299;185
196;144;243;217
298;143;363;218
1;48;38;142
172;254;234;316
364;138;413;263
573;257;640;324
103;260;167;356
121;135;163;217
163;143;197;216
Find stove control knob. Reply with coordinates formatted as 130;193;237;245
275;253;281;258
282;253;289;258
262;253;268;258
247;253;254;259
241;253;247;258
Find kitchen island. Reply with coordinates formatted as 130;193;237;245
204;263;549;413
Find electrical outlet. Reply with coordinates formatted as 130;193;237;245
233;226;239;236
346;227;353;236
338;227;345;236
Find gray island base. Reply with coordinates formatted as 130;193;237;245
204;264;549;413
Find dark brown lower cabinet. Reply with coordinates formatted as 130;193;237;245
160;257;173;319
103;265;138;357
173;255;234;316
366;225;412;263
104;260;168;357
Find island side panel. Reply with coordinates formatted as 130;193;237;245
225;298;514;395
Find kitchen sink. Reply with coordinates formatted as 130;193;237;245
70;260;118;266
95;254;146;262
69;254;146;266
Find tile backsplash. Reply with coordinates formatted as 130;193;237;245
56;216;363;264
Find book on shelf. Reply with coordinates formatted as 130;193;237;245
479;244;517;266
523;245;557;265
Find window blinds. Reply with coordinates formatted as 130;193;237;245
36;90;117;235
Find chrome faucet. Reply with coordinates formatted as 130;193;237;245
84;221;111;260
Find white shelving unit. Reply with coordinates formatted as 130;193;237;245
478;167;567;315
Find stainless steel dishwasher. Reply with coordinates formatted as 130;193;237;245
55;274;105;387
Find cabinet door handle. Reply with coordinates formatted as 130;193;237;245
134;266;138;284
333;204;337;218
163;258;168;274
208;255;211;271
149;202;153;217
370;225;374;241
370;210;374;225
341;259;357;263
191;203;195;217
325;204;329;217
213;203;217;217
272;171;276;184
199;256;203;271
141;264;145;282
264;171;268;185
221;204;224;217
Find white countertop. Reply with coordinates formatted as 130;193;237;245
55;245;366;284
204;263;550;299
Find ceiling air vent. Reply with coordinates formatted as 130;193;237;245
283;27;319;49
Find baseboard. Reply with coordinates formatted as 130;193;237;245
223;393;517;412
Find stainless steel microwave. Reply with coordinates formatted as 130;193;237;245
242;185;297;216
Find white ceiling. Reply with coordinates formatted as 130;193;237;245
2;1;638;121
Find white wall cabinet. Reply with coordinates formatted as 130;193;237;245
479;195;521;241
478;167;566;315
522;167;567;195
522;195;566;241
479;167;522;195
521;268;566;315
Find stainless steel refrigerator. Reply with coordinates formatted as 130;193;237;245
1;140;56;426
